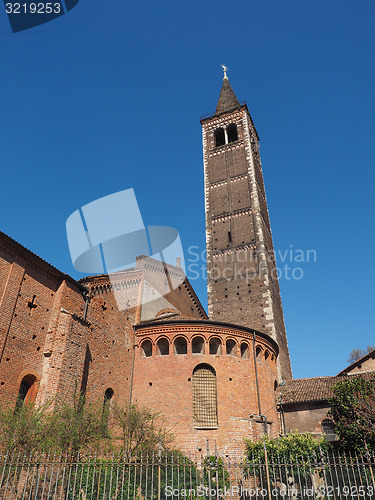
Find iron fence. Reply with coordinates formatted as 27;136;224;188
0;449;374;499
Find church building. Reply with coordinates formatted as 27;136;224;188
0;71;363;457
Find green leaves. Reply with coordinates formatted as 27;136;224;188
328;374;375;452
245;432;327;463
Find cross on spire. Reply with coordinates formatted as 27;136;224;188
221;64;228;79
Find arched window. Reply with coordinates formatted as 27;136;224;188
174;337;187;355
226;339;237;356
102;388;114;434
255;346;262;357
209;337;221;355
241;342;249;359
192;336;205;354
193;364;218;428
227;123;238;143
264;350;270;362
15;375;37;411
321;418;335;435
214;128;225;147
141;340;152;357
157;338;169;356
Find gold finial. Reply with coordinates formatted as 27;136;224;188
221;64;228;79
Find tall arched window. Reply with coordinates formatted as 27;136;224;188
15;375;37;411
241;342;249;359
214;128;225;147
227;123;238;143
209;337;221;355
141;339;152;357
102;388;114;435
226;339;237;356
192;336;205;354
192;364;218;428
157;338;169;356
174;337;187;354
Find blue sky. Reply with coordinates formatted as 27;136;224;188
1;0;374;379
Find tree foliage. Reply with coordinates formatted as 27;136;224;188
0;393;174;456
245;432;327;463
110;402;174;458
328;374;375;452
347;345;375;364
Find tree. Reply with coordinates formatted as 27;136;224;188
0;402;49;454
347;345;375;364
44;391;105;456
328;374;375;452
111;402;174;458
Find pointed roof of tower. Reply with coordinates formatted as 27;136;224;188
215;66;241;116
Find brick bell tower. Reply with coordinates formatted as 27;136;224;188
201;68;292;380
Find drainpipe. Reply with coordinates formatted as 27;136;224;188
252;331;271;496
129;326;136;408
253;332;262;417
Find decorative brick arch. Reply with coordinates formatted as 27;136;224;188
208;336;222;355
156;337;170;356
225;337;238;356
173;336;188;355
16;370;40;408
140;338;153;357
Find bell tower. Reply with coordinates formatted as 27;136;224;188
201;68;292;380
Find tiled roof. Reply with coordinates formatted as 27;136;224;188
279;372;375;405
337;348;375;375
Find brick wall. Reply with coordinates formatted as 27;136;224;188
132;320;279;458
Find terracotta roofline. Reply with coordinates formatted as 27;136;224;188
0;230;86;293
337;348;375;376
134;318;279;354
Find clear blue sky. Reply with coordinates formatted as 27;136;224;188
1;0;374;379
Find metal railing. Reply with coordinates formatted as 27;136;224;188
0;449;374;499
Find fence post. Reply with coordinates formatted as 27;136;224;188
365;442;375;489
262;438;271;499
158;438;162;500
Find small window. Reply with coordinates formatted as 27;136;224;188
209;337;221;355
214;128;225;147
15;375;37;411
264;350;270;362
227;123;238;143
157;338;169;356
174;337;187;355
241;342;249;359
102;388;114;433
226;339;237;356
192;336;205;354
322;419;335;435
141;340;152;357
255;346;262;357
193;364;218;428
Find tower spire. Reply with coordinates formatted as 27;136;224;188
215;66;241;116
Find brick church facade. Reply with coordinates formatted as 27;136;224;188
0;73;370;456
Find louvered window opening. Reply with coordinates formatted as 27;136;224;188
193;365;218;428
